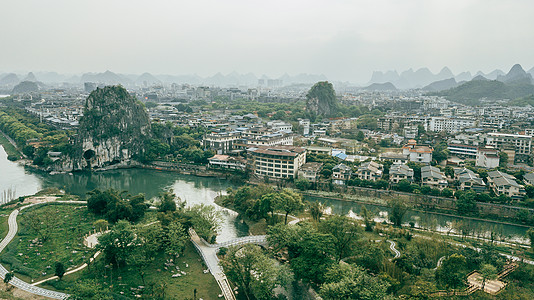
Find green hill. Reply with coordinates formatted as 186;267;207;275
431;80;534;106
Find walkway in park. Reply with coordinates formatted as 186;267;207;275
0;202;71;299
188;228;267;300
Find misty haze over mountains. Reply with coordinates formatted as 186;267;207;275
1;64;533;92
0;71;327;89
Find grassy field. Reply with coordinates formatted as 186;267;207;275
45;241;221;299
0;134;21;159
1;203;99;282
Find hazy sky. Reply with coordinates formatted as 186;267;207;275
1;0;534;83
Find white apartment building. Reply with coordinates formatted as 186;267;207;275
203;132;241;154
448;144;478;158
486;132;532;155
267;120;292;132
429;117;477;133
476;147;500;169
248;146;306;179
402;140;433;164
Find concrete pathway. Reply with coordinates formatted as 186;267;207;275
0;203;70;299
387;240;401;260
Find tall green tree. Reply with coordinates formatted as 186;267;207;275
388;199;407;227
319;263;390;300
435;254;467;289
97;220;136;268
480;264;498;291
273;189;304;224
220;244;292;300
319;215;360;262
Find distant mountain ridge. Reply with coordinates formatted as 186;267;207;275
368;64;534;89
362;82;397;91
431;64;534;106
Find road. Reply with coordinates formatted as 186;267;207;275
0;204;69;299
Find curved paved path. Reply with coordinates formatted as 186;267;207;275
387;240;401;260
0;203;70;299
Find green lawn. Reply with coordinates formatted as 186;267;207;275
1;203;99;282
46;241;221;299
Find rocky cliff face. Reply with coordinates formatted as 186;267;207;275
69;86;150;170
306;81;338;117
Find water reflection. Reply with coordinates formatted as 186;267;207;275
305;195;529;244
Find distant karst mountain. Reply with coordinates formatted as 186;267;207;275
12;81;40;94
362;82;397;91
432;64;534;106
81;71;133;86
366;66;533;89
422;78;458;92
0;73;20;86
23;72;37;82
136;72;161;85
496;64;533;84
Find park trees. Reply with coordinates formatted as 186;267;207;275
435;253;467;289
388;199;407;227
273;189;304;224
86;189;148;223
268;223;335;285
456;190;478;216
220;244;292;300
185;204;222;242
480;264;498;291
55;262;66;280
157;190;180;213
23;208;59;242
97;220;136;268
308;201;324;222
319;263;390;300
318;215;360;262
527;228;534;250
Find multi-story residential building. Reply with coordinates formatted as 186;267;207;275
203;131;241;154
389;164;414;183
475;147;500;168
403;125;418;139
402;140;433;164
524;172;534;186
299;119;310;135
247;145;306;179
355;161;383;181
487;171;525;199
485;132;532;158
448;143;478;158
240;129;294;147
267;120;292;132
305;146;333;156
298;162;323;182
332;163;352;185
421;166;448;190
379;152;409;164
429;117;477;133
208;155;246;170
455;168;486;192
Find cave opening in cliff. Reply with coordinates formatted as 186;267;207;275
83;149;96;160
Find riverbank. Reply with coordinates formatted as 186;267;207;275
303;191;533;230
0;135;21;160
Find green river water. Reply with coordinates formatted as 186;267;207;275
0;145;529;243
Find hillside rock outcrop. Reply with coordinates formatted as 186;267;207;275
70;85;150;170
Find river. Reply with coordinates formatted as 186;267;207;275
0;145;529;244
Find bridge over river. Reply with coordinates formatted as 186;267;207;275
188;228;267;300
